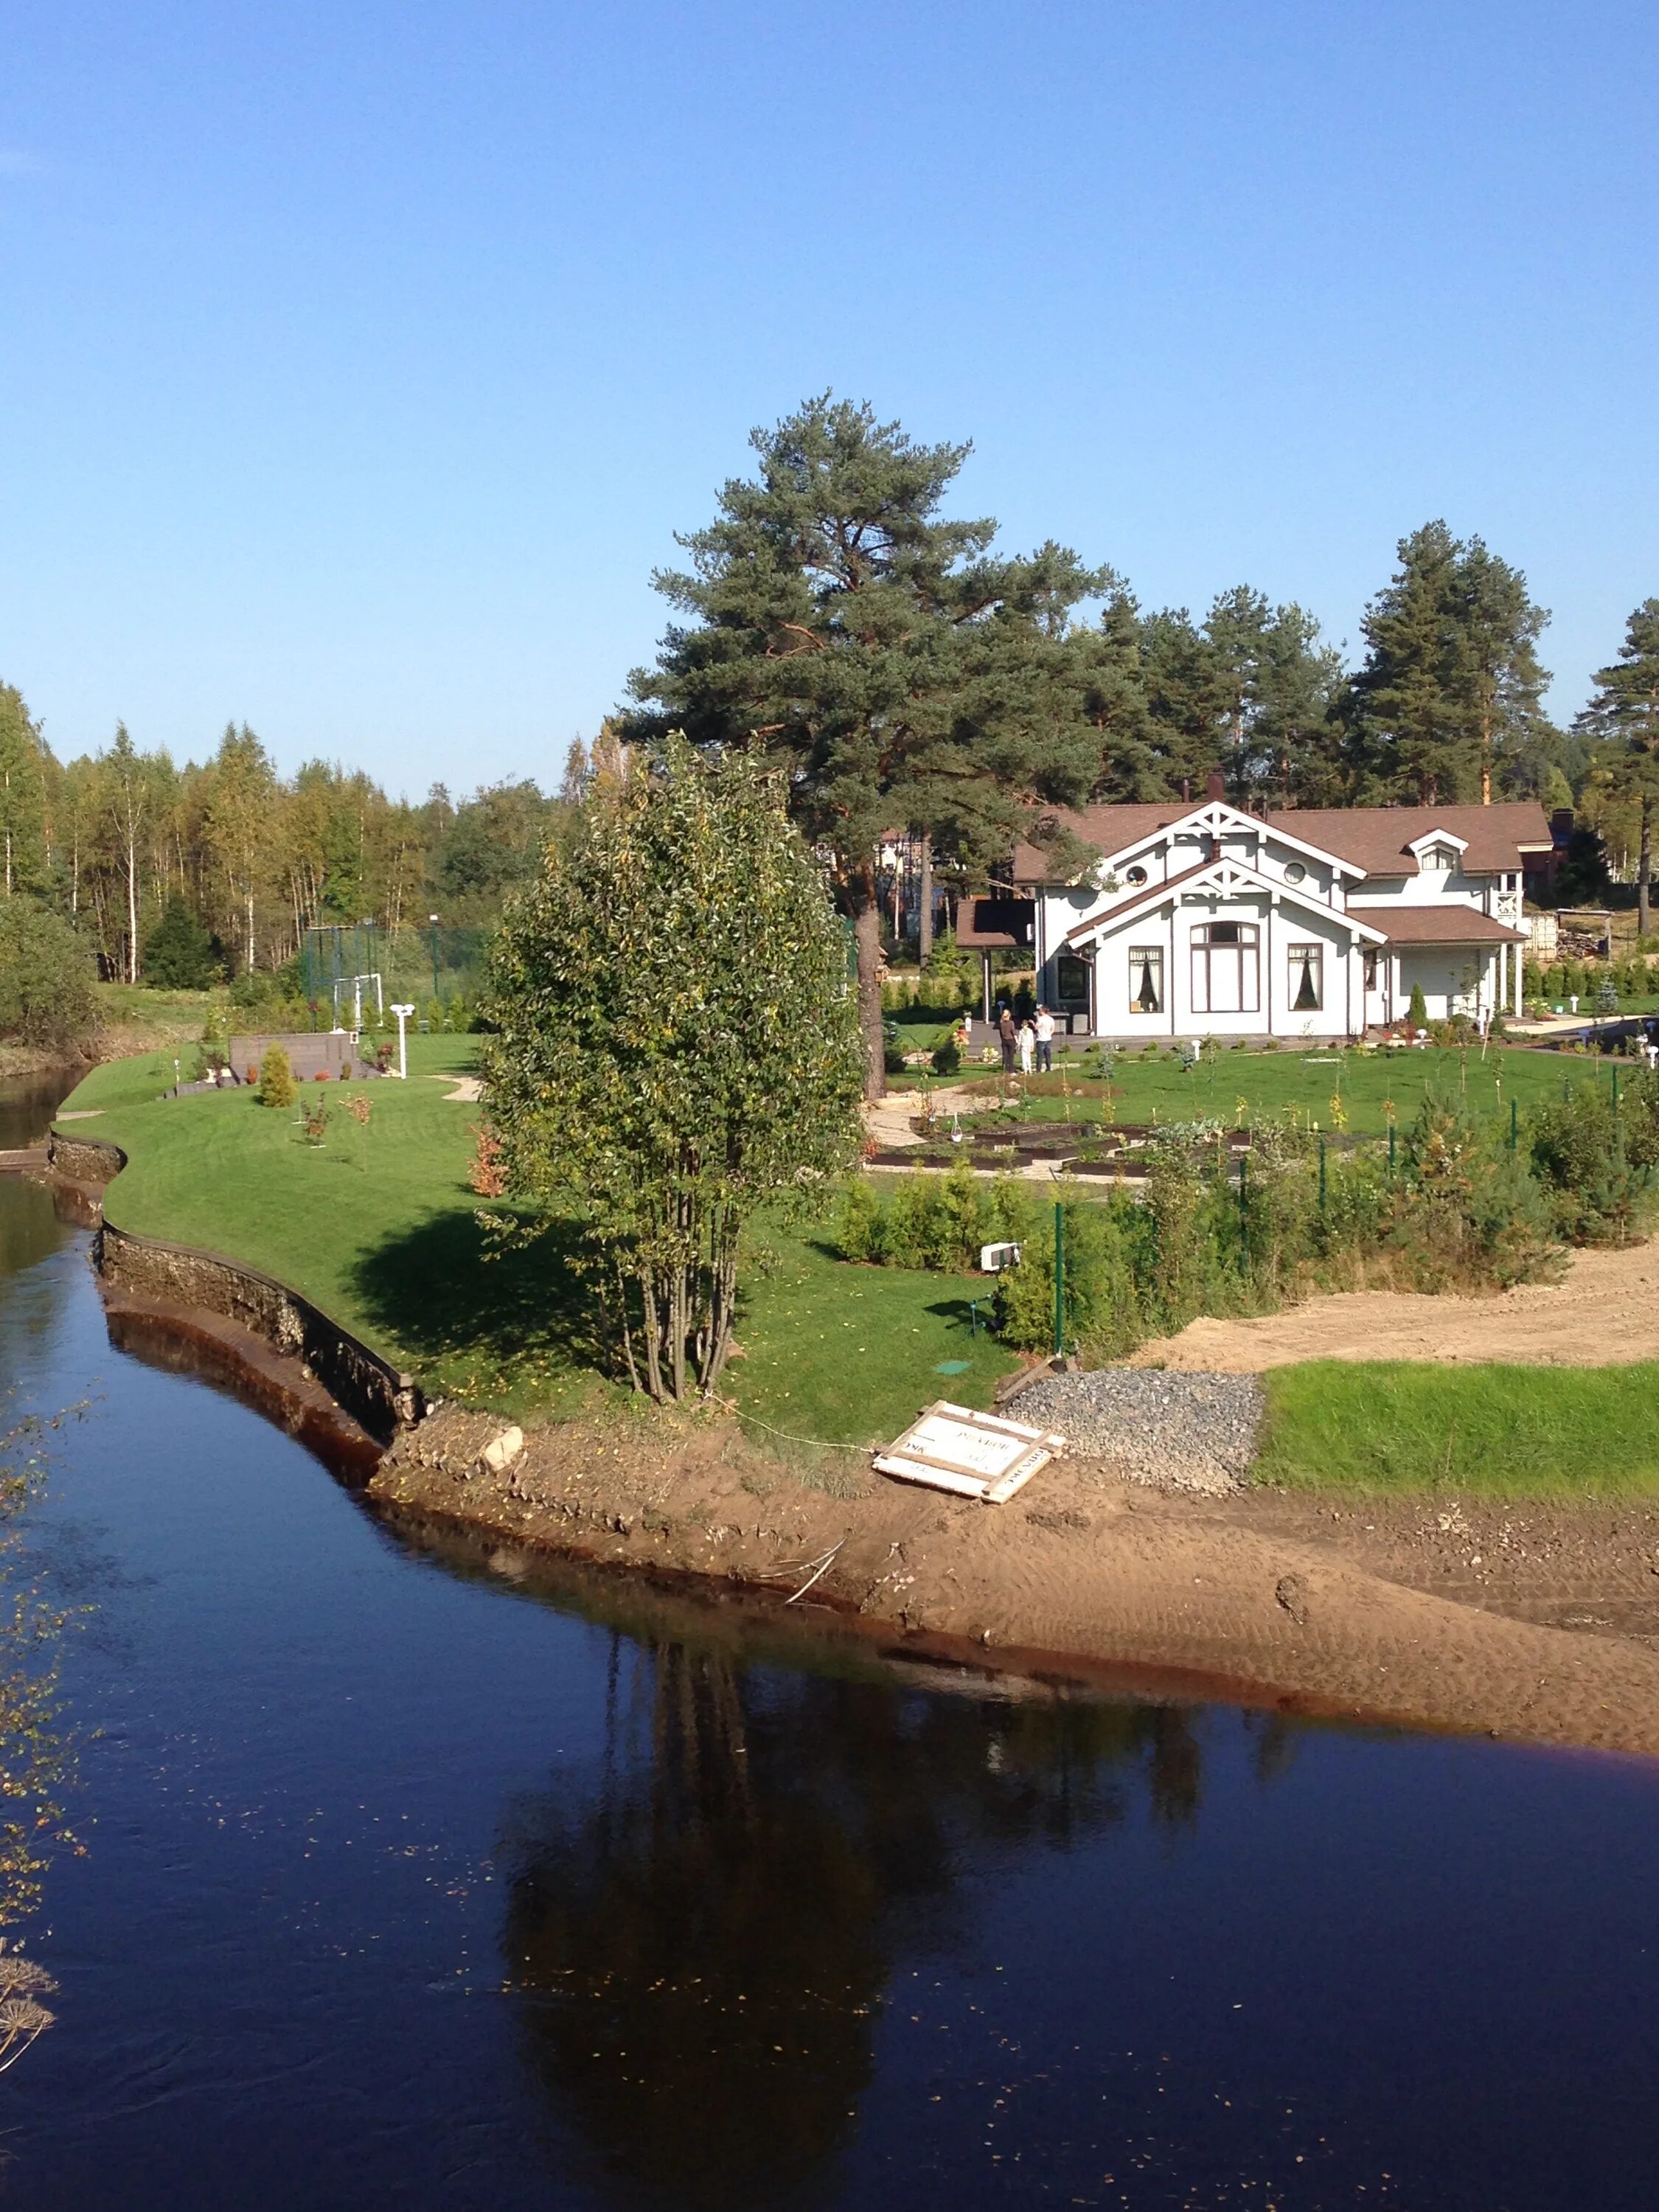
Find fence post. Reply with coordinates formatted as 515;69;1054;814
1388;1123;1397;1178
1509;1096;1517;1153
1052;1201;1065;1358
1318;1136;1327;1214
1238;1152;1249;1271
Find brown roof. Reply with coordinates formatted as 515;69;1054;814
954;896;1034;950
1013;804;1182;884
1267;803;1552;879
1348;903;1526;945
1012;799;1552;885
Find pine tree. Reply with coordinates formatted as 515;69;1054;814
625;395;1108;1095
1349;522;1469;802
142;891;219;988
1349;522;1554;804
1581;599;1659;936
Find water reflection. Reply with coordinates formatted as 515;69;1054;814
497;1618;1234;2209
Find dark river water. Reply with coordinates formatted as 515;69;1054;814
1;1077;1657;2208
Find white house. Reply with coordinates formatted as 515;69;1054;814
956;775;1551;1043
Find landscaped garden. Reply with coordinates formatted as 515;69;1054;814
898;1040;1627;1138
60;1038;1016;1447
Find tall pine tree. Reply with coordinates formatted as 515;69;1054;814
625;395;1108;1095
1581;599;1659;936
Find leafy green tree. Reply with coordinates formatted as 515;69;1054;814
141;892;219;988
625;395;1109;1095
1579;600;1659;936
0;901;96;1050
481;740;865;1401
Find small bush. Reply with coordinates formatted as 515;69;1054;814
835;1175;881;1262
256;1044;295;1107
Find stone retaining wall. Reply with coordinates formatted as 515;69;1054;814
46;1131;127;1184
97;1222;423;1443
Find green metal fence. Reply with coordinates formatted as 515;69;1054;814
301;925;490;1023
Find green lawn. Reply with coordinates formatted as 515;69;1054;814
61;1040;1014;1444
1257;1359;1659;1498
948;1043;1612;1136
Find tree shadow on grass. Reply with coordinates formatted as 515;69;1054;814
347;1208;613;1400
923;1293;998;1341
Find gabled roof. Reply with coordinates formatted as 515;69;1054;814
1014;799;1553;885
1062;857;1390;947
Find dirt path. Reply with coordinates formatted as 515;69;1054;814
1130;1237;1659;1371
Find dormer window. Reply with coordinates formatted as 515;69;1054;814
1425;844;1457;871
1283;861;1307;886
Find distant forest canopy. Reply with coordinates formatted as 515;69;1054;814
0;514;1655;987
0;700;622;984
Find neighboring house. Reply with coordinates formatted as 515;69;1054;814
956;773;1551;1042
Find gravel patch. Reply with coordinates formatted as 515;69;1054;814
1015;1368;1265;1495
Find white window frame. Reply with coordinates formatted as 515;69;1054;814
1189;921;1259;1015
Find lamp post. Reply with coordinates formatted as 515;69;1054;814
391;1004;414;1081
428;914;441;1002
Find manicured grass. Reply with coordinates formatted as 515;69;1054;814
953;1043;1611;1136
1256;1360;1659;1498
60;1042;1014;1443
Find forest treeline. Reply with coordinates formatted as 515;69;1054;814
0;703;615;984
3;484;1658;991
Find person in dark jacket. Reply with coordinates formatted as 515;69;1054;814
998;1002;1018;1073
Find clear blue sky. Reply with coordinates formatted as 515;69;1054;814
2;1;1654;794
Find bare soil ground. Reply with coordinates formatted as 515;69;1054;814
1130;1237;1659;1370
372;1403;1659;1758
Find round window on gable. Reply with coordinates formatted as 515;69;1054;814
1283;861;1307;886
1125;864;1148;886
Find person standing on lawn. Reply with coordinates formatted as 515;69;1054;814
1018;1016;1036;1076
1034;1003;1055;1074
998;1002;1018;1072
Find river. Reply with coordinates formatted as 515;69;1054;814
0;1076;1656;2208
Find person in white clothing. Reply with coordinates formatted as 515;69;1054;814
1034;1004;1056;1074
1018;1018;1036;1076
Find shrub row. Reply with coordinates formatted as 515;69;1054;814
838;1077;1659;1360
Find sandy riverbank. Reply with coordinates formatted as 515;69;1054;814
369;1402;1659;1758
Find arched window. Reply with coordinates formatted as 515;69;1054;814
1190;920;1259;1015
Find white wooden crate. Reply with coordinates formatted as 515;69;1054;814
873;1400;1066;1505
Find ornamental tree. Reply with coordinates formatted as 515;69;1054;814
480;740;865;1402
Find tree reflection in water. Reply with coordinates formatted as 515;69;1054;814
499;1627;1237;2209
0;1404;83;2072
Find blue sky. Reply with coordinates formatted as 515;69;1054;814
1;1;1654;794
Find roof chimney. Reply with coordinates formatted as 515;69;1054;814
1206;768;1225;804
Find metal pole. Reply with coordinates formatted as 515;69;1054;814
1509;1097;1517;1153
1318;1136;1327;1214
1052;1201;1065;1358
1388;1123;1396;1178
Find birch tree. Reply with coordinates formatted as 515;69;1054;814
481;740;864;1402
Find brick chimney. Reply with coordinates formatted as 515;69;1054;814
1206;768;1226;803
